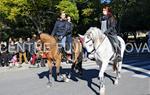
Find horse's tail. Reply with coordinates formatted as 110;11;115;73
72;37;83;63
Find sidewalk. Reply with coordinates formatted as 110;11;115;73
0;59;95;74
0;64;30;74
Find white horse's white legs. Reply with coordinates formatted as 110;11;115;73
114;61;122;85
99;61;108;95
114;71;119;85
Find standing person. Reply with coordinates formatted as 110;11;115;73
25;37;32;61
28;34;37;66
51;11;68;50
17;38;28;66
8;40;18;67
100;6;121;61
0;42;8;67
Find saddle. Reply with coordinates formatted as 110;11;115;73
106;35;122;62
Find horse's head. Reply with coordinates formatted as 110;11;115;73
79;27;104;53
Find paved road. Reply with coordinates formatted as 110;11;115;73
0;53;150;95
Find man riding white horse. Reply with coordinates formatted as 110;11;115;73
100;6;121;61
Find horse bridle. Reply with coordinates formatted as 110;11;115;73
85;32;106;54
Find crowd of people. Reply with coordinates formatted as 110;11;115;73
0;35;46;68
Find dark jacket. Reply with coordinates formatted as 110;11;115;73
100;15;117;35
66;22;73;35
51;19;68;37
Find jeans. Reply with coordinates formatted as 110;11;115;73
66;35;72;53
58;36;66;50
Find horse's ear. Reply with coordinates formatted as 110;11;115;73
78;34;84;44
78;34;84;39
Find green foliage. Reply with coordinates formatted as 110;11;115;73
0;0;150;39
1;32;9;41
0;22;3;29
82;8;94;17
0;0;28;21
56;0;79;21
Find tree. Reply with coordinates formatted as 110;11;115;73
0;0;59;37
0;0;28;21
56;0;79;21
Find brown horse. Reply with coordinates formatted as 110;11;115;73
38;33;83;85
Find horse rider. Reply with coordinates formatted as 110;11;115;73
66;15;73;54
51;11;68;51
100;6;121;61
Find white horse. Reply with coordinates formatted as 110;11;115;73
79;27;126;95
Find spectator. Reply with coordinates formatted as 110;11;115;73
17;38;28;66
0;41;9;67
8;40;18;67
25;37;32;61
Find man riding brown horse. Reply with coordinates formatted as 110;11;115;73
37;33;83;86
51;11;76;63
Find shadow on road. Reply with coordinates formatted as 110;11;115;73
37;67;116;95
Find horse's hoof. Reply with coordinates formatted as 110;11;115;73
62;74;70;82
114;79;119;85
118;74;121;79
100;86;106;95
75;69;79;73
57;75;64;82
67;74;71;79
64;78;70;82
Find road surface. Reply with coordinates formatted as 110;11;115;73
0;53;149;95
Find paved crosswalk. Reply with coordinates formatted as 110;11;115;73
123;54;150;79
80;54;150;79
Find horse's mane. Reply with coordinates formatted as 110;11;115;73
86;27;106;46
86;27;104;39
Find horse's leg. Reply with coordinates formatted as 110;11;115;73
74;52;80;73
77;60;83;77
55;58;63;81
68;50;76;79
47;59;53;87
67;60;75;79
99;61;108;95
114;61;122;85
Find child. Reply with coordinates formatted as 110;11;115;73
9;55;18;67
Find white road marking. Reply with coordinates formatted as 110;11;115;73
132;71;150;79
